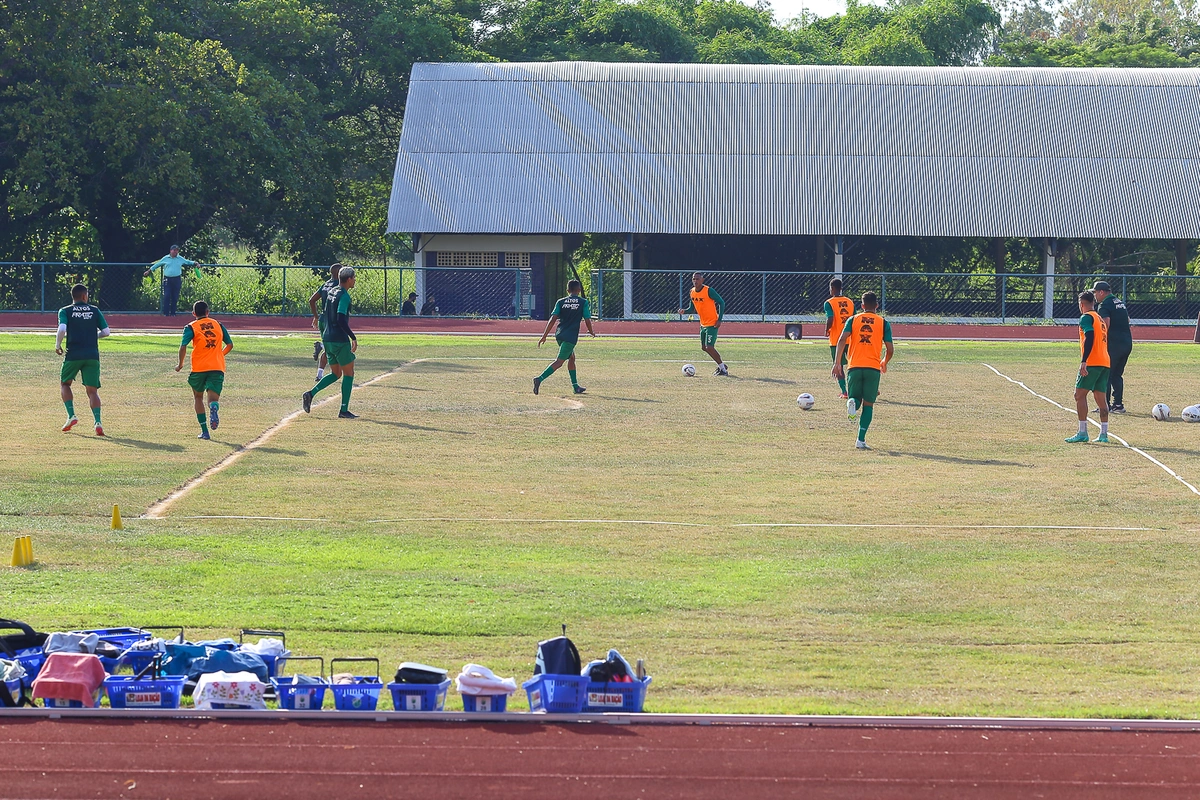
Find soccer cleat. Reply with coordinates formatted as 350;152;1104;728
1111;404;1126;414
533;377;541;395
714;365;729;376
62;417;78;433
573;385;586;394
94;424;105;437
209;405;219;430
1096;433;1110;443
337;410;358;419
847;398;858;420
198;430;210;440
302;391;313;413
1064;432;1089;443
855;440;871;450
312;341;323;362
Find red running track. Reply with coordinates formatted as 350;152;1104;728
1;311;1194;340
5;717;1200;799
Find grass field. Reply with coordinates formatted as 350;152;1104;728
4;331;1200;716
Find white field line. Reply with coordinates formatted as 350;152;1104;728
142;360;426;519
983;363;1200;498
364;517;707;526
736;523;1154;531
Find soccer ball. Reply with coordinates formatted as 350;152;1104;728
682;363;696;377
796;393;815;410
1182;405;1200;423
1152;403;1171;421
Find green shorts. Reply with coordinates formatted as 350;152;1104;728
317;317;326;334
188;370;225;395
830;345;847;366
1076;366;1109;392
61;359;100;388
555;339;576;361
323;340;356;366
847;367;881;405
700;326;719;348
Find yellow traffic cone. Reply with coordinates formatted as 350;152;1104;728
9;538;22;567
111;504;123;530
21;536;32;566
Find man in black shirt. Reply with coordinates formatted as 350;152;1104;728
401;292;418;315
1093;280;1132;414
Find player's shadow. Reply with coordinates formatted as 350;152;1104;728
748;377;798;386
253;446;309;457
588;395;661;403
363;419;472;435
406;361;480;373
876;400;950;409
1139;445;1200;457
104;437;186;453
883;450;1026;467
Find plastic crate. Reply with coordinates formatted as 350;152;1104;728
80;628;152;651
272;679;329;710
3;677;21;705
118;650;161;675
103;675;185;709
388;680;450;712
582;677;652;712
461;693;508;713
42;696;89;709
523;674;590;713
329;679;381;711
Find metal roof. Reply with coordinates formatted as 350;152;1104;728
388;62;1200;239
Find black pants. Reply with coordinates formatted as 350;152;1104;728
162;275;182;316
1107;347;1131;406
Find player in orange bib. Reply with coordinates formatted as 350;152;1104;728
176;301;233;440
824;278;854;399
1065;290;1111;444
678;272;728;376
833;292;894;450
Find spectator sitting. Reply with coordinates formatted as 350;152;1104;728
401;292;418;316
420;295;439;316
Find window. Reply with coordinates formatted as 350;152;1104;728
505;252;530;268
438;252;498;267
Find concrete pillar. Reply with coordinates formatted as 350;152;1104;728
834;236;844;276
1043;238;1056;320
623;233;633;319
413;235;426;305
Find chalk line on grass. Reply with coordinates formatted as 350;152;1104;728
736;523;1154;531
983;363;1200;498
364;516;706;526
143;360;426;520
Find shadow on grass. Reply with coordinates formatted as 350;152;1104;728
747;376;799;386
363;419;473;435
104;437;186;453
588;395;662;403
1138;445;1200;457
883;450;1027;467
254;446;310;457
877;400;951;409
406;361;481;374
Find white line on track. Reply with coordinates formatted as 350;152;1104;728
142;360;427;519
737;523;1154;531
983;363;1200;498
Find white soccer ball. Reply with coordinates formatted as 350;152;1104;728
682;363;696;377
1182;405;1200;423
1152;403;1171;421
797;393;815;410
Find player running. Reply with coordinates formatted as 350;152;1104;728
303;267;357;419
832;291;894;450
1092;280;1131;414
678;272;727;375
175;301;233;440
534;279;595;395
824;278;854;399
56;284;111;436
1066;290;1111;444
307;263;342;382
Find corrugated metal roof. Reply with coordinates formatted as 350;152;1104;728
388;62;1200;238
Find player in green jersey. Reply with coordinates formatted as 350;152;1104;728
1092;280;1132;414
303;267;357;418
307;263;342;382
534;280;595;395
56;284;111;435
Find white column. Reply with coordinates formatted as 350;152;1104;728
414;235;426;305
623;234;633;319
834;236;844;276
1043;238;1056;320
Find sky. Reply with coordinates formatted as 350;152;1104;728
767;0;847;21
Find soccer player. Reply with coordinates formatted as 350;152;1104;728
303;267;357;419
824;278;854;399
1066;290;1111;444
175;301;233;440
56;284;111;436
144;245;198;317
1092;280;1131;414
677;272;727;375
832;291;894;450
534;279;595;395
307;263;342;382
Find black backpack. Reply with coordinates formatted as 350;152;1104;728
535;625;581;676
0;619;45;708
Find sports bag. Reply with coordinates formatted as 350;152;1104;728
0;618;47;659
534;626;581;676
393;662;448;684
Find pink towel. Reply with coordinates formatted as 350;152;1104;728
32;653;106;707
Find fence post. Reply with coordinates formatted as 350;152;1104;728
623;234;633;319
40;264;45;312
384;267;389;315
1122;275;1127;304
678;273;683;318
513;268;521;319
596;270;604;319
1001;274;1007;323
1043;239;1056;320
281;266;287;314
761;273;767;321
880;274;887;313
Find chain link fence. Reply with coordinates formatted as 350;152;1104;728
4;263;1199;324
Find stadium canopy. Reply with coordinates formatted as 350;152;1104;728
388;62;1200;241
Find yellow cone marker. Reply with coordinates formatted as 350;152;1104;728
10;536;32;567
111;504;123;530
22;536;32;566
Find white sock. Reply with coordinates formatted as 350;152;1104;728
316;368;324;380
1078;421;1088;434
1100;422;1108;435
719;362;726;368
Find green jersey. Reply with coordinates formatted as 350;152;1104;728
58;304;108;361
322;285;353;343
551;295;591;345
317;277;339;303
1098;294;1131;351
